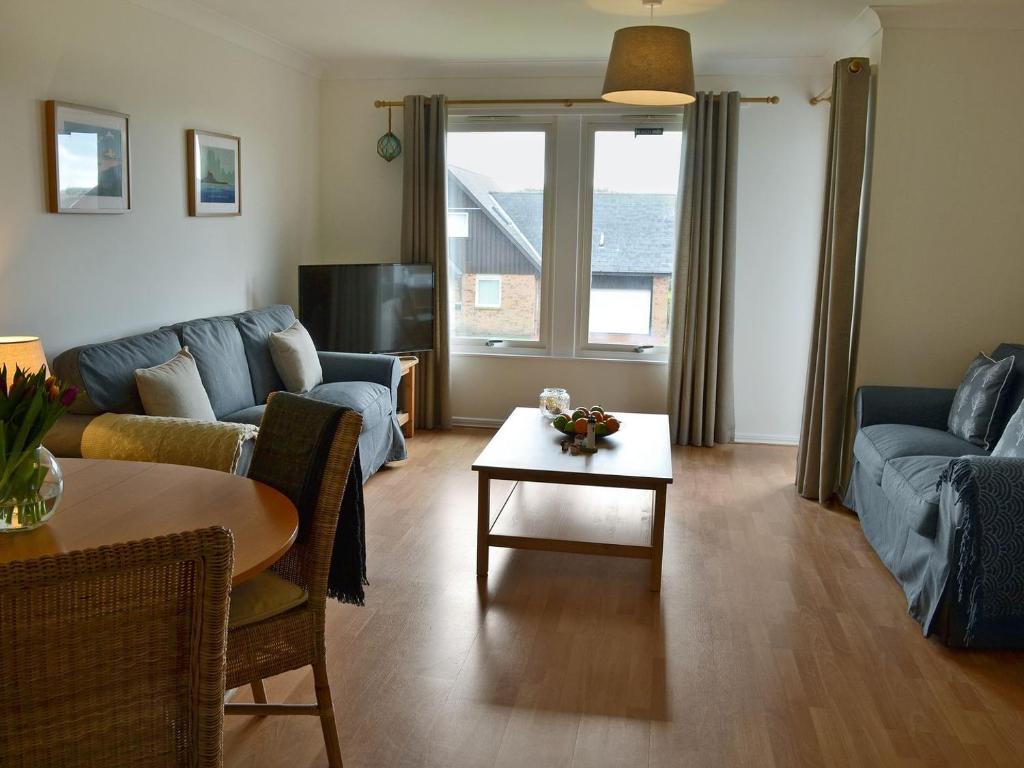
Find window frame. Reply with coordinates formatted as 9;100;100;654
446;116;557;353
474;274;503;309
574;116;685;362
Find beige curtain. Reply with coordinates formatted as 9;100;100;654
668;92;739;447
796;59;872;501
401;95;451;430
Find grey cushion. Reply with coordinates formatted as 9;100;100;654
221;404;266;427
179;319;255;418
306;381;391;434
991;343;1024;443
52;329;182;414
993;398;1024;458
854;424;987;486
881;455;951;538
232;305;296;405
948;353;1015;449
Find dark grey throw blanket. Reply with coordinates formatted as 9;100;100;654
939;457;1024;646
248;394;367;605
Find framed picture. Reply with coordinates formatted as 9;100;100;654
187;129;241;216
45;101;130;214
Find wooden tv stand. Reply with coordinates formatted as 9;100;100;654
396;356;418;438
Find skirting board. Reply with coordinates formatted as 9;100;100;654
452;417;799;446
734;433;799;446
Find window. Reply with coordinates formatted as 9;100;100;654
446;123;551;345
581;125;682;349
446;113;682;359
475;275;502;308
448;211;469;238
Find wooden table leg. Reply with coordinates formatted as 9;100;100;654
650;484;667;592
477;472;490;577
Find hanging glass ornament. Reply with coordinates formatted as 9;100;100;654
376;107;402;162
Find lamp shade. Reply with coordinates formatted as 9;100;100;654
0;337;47;377
601;25;696;106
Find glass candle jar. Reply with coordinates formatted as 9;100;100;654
539;387;570;420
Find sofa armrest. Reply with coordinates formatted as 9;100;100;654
855;386;956;431
318;352;401;406
938;456;1024;646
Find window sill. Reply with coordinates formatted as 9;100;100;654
451;348;668;364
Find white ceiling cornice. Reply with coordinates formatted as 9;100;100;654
130;0;323;78
872;3;1024;31
321;55;831;83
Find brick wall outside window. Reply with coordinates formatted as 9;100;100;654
456;273;538;339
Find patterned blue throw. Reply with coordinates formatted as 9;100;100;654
939;457;1024;645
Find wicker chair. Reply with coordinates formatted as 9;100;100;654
0;527;233;767
224;400;363;768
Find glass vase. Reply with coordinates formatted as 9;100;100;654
539;387;571;420
0;446;64;533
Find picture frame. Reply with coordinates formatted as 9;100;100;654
187;129;241;217
45;100;131;214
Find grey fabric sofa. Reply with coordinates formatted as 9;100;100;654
844;342;1024;647
48;305;406;480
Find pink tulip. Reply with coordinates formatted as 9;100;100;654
60;387;78;407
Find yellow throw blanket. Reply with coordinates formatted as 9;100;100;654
81;413;258;474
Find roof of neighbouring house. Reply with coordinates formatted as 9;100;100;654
448;167;542;271
448;168;677;277
492;190;677;276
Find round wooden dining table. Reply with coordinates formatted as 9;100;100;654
0;459;299;585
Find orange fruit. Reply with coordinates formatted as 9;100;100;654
574;418;588;435
592;412;605;423
604;417;620;434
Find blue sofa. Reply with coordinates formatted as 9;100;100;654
49;305;406;480
844;342;1024;647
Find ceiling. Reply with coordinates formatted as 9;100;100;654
189;0;879;72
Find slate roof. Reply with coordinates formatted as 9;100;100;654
448;167;541;270
492;191;677;276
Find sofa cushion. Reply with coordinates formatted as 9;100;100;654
52;329;182;415
232;305;296;405
854;424;987;486
881;455;951;539
948;353;1015;449
991;343;1024;444
134;348;217;421
306;381;390;434
179;319;255;418
269;321;323;394
993;398;1024;458
221;404;266;427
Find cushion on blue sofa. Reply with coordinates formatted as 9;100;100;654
232;305;296;405
53;329;183;415
854;424;987;486
991;343;1024;444
179;319;255;418
881;455;951;538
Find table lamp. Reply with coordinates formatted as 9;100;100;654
0;336;48;378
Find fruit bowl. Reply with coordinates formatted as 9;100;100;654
551;406;621;439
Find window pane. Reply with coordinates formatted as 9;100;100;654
587;129;682;347
447;130;545;341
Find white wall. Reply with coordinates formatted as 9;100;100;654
855;9;1024;392
0;0;320;357
320;68;829;440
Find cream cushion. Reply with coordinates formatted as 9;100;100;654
268;321;323;394
134;348;216;421
229;571;308;629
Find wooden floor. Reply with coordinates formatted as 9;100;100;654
224;430;1024;768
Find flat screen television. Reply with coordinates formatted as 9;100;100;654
298;264;434;354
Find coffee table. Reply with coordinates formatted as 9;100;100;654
472;407;673;591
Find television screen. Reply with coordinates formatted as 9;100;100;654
299;264;434;355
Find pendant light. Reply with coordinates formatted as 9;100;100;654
601;0;696;106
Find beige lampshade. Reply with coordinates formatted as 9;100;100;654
601;25;696;106
0;336;48;377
